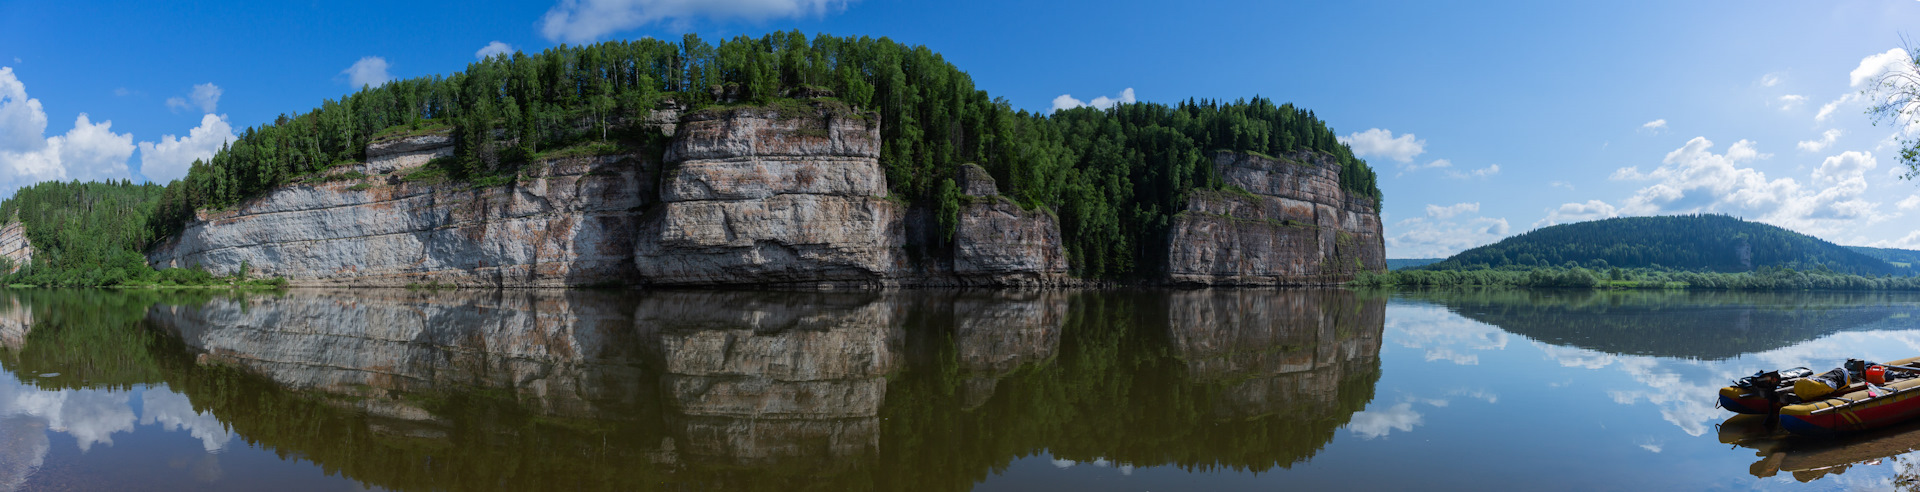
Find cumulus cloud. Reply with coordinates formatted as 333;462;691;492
164;83;222;113
1388;215;1511;258
541;0;856;43
1899;195;1920;211
137;113;234;182
476;41;515;60
1426;202;1479;219
1797;129;1842;152
1611;137;1890;237
342;56;392;89
1534;199;1619;228
1051;88;1135;113
1777;94;1806;110
1816;48;1917;125
0;67;48;153
1445;164;1499;179
1640;119;1668;133
1338;128;1426;163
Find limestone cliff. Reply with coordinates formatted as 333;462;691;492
1165;151;1387;285
635;104;903;285
950;165;1070;286
147;146;653;287
1165;289;1385;419
0;220;31;272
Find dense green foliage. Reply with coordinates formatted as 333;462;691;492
1424;214;1910;276
0;181;287;286
1354;265;1920;291
1849;245;1920;269
134;31;1379;279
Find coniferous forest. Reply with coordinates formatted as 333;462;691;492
0;31;1384;285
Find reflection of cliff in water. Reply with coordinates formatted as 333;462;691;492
0;288;1384;492
1406;289;1920;359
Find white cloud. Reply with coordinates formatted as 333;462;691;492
1816;97;1851;122
1797;129;1842;152
1759;73;1783;87
1388;215;1511;258
137;113;234;182
1641;119;1668;132
1777;94;1806;110
1851;48;1911;87
1550;181;1575;191
0;67;48;153
541;0;856;43
1611;137;1890;237
1059;88;1128;112
342;56;392;89
1534;200;1619;228
1051;88;1135;113
1445;164;1499;179
1899;195;1920;211
0;68;137;192
141;387;233;452
1872;230;1920;249
1425;202;1479;219
476;41;515;60
163;83;222;113
1338;128;1426;163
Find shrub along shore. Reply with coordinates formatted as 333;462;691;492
1351;265;1920;291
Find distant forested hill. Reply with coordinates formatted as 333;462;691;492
1386;258;1441;270
1423;215;1910;276
1849;246;1920;269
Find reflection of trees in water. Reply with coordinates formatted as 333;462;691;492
0;288;1386;492
1401;289;1920;359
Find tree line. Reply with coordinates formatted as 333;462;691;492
1422;214;1910;277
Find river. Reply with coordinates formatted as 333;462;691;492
0;288;1916;490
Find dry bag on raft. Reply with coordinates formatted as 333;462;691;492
1794;367;1854;400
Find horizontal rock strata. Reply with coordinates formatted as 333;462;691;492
1165;151;1387;285
0;220;31;271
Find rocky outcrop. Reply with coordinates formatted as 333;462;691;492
360;130;455;175
1165;151;1387;285
951;166;1070;286
635;105;905;286
0;220;30;272
951;291;1065;408
147;152;653;287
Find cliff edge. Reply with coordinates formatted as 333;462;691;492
1165;151;1387;285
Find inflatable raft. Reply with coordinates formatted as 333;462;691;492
1719;356;1920;417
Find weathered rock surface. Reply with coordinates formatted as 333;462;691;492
952;291;1065;408
0;220;31;271
360;130;454;175
1165;151;1387;285
637;105;907;286
148;153;653;287
954;197;1070;286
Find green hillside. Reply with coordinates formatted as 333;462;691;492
0;31;1383;285
1422;214;1909;276
1386;258;1441;270
1848;246;1920;269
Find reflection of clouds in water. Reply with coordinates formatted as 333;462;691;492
141;386;233;453
1538;330;1920;438
1044;455;1133;476
0;383;134;452
1387;304;1509;366
0;417;49;492
1347;402;1423;439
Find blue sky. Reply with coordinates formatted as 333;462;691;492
3;0;1920;257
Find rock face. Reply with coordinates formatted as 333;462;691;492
147;151;652;287
636;105;905;286
952;167;1070;286
144;103;1091;287
1165;151;1387;285
360;130;455;175
0;220;31;271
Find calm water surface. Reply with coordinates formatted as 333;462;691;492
0;288;1918;490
